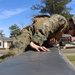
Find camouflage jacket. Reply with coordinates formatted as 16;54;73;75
22;14;68;46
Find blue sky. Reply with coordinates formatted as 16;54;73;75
0;0;75;37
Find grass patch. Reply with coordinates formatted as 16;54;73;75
65;55;75;66
66;55;75;61
71;61;75;66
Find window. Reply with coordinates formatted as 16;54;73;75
0;42;1;46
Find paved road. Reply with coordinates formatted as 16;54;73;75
0;47;75;75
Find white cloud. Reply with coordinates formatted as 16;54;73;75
0;8;26;20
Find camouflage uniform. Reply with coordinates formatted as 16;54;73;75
9;14;68;56
69;17;75;29
71;17;75;24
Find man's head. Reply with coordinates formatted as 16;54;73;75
69;17;75;29
32;15;50;23
70;17;75;24
32;15;50;30
68;17;75;36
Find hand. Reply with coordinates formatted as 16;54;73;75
48;38;58;45
30;42;50;52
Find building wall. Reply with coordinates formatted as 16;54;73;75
0;40;3;48
0;40;12;49
4;41;11;48
4;41;8;48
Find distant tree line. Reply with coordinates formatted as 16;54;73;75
0;30;5;37
9;24;21;38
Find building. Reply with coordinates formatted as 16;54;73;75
0;37;13;49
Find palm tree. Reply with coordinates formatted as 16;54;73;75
0;30;5;37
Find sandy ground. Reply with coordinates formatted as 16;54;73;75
0;49;9;52
0;49;9;56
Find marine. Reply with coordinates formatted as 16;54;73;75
67;17;75;42
0;14;68;62
9;14;68;54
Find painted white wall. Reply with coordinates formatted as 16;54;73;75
4;42;9;48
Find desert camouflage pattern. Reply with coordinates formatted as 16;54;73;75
31;14;68;45
9;15;50;55
0;14;68;61
32;15;50;30
9;25;33;55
